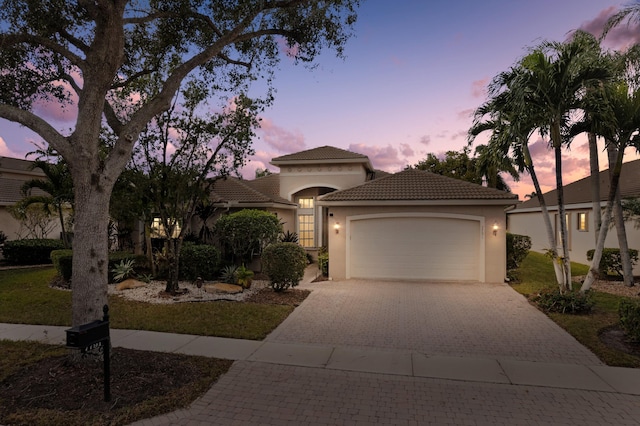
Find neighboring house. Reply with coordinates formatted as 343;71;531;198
207;146;518;282
0;156;62;240
507;159;640;275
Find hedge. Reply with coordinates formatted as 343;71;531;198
586;248;639;277
50;250;147;283
262;242;307;292
2;239;65;265
179;243;221;281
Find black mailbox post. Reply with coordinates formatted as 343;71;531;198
66;305;111;401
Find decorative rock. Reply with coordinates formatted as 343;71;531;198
204;283;243;294
116;278;147;291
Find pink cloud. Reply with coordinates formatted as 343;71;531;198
32;69;81;124
277;37;300;59
347;143;408;171
257;118;306;153
419;135;431;146
578;6;640;50
240;150;274;180
471;78;489;98
399;143;415;157
0;137;20;157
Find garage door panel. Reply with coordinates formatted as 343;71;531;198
349;217;480;281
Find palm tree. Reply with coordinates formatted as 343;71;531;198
503;31;611;290
21;152;74;247
581;77;640;291
470;77;568;288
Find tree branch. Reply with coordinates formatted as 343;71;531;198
0;105;69;157
0;33;85;70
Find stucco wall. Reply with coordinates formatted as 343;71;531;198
277;163;368;201
508;208;640;275
325;204;508;283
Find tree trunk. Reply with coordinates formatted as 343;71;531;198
57;204;69;248
581;144;625;292
588;132;601;243
525;143;564;285
607;143;634;287
164;237;183;294
552;128;571;291
71;186;111;326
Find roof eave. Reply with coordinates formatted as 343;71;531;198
318;199;519;207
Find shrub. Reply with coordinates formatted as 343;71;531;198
262;242;307;292
111;258;136;283
236;265;254;289
532;288;594;314
2;239;65;265
586;248;639;277
619;299;640;342
279;230;299;243
50;250;147;283
51;249;73;281
0;230;7;246
179;243;220;281
220;265;238;284
215;209;282;263
506;233;531;270
317;246;329;276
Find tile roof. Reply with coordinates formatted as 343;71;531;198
515;159;640;209
271;146;371;164
210;176;294;206
0;156;38;173
318;168;519;202
0;178;49;205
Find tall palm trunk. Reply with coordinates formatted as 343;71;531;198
581;144;626;291
588;132;602;243
552;124;571;291
524;143;565;285
607;143;634;287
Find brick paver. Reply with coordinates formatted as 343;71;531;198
270;280;602;365
134;361;640;426
130;279;636;425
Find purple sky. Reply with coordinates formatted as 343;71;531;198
1;1;639;200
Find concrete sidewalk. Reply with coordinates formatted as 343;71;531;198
2;322;640;396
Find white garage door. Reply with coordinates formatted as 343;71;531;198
349;216;481;281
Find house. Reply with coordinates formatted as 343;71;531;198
0;156;62;240
208;146;518;282
507;159;640;274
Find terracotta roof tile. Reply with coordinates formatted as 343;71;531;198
271;146;369;163
319;168;518;202
516;159;640;209
210;176;294;206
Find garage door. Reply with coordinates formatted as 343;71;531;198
348;216;481;281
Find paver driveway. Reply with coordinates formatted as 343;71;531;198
270;279;602;366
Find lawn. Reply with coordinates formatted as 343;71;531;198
0;267;295;340
0;266;302;425
512;252;640;368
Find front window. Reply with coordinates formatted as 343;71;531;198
151;217;181;238
577;212;588;232
297;197;315;248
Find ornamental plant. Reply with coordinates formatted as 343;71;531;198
262;242;307;292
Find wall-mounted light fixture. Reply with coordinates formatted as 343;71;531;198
492;222;499;236
334;222;340;234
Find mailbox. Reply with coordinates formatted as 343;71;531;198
66;319;109;349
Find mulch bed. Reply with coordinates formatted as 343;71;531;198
0;347;233;425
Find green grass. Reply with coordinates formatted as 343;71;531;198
513;252;640;368
0;267;293;340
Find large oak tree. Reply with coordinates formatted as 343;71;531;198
0;0;360;325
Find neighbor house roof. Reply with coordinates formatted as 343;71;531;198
514;159;640;210
209;176;296;208
318;168;518;205
271;145;374;171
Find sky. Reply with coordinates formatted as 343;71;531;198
1;0;640;200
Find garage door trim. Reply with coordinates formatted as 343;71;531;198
346;212;485;281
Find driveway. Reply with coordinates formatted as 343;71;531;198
269;279;602;366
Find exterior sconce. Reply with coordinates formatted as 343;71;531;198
334;222;340;234
492;222;499;236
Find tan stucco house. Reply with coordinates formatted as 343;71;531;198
0;156;62;241
209;146;518;282
507;159;640;275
